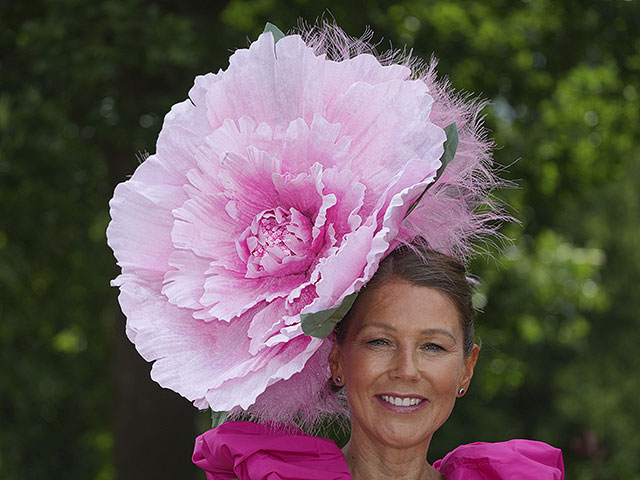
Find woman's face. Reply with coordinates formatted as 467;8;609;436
330;280;479;450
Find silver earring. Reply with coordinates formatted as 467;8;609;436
334;376;342;385
458;388;465;396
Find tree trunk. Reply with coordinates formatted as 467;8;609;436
113;308;201;479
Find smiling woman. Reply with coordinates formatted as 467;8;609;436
192;246;564;479
325;246;561;480
337;301;473;473
330;249;480;479
108;20;564;480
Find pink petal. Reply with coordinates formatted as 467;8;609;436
172;147;284;274
162;249;210;311
198;265;303;321
247;299;290;355
271;166;325;219
280;115;351;175
117;278;253;403
355;181;433;291
326;78;444;195
320;166;366;233
202;117;281;168
107;179;184;274
323;52;412;97
205;33;282;128
245;341;345;423
203;333;323;411
309;179;433;312
306;219;378;313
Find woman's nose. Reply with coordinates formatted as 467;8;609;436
390;348;421;381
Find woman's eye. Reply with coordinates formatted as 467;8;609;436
367;338;390;347
423;343;445;352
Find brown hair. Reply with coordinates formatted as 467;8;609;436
333;245;476;356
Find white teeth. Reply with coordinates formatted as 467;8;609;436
381;395;424;407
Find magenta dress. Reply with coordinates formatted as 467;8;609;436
193;422;564;480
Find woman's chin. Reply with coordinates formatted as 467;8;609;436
366;420;433;450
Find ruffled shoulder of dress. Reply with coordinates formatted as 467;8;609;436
192;421;353;480
433;439;565;480
193;422;564;480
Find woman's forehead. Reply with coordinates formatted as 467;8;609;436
348;281;464;338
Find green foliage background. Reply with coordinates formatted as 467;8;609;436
2;0;639;478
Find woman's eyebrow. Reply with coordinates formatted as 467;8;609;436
360;322;396;331
359;324;457;343
420;328;457;344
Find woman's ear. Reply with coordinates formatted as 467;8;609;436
328;341;344;383
459;343;480;393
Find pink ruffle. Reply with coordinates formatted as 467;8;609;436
193;422;352;480
193;422;565;480
433;439;565;480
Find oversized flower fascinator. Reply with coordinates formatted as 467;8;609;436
107;22;504;426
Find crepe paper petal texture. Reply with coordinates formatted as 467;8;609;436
107;22;504;425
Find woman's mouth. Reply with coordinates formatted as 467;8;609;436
376;394;428;413
381;395;424;406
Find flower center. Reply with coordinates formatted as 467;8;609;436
237;206;315;278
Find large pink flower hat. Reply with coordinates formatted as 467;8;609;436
107;22;504;425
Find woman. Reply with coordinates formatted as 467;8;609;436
107;21;563;480
192;246;564;479
330;246;480;479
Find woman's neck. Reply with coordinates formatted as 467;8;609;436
342;425;444;480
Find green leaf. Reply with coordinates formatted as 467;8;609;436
301;293;359;338
211;410;228;429
440;122;459;167
263;22;286;44
404;122;459;219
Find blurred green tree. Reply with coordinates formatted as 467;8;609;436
1;0;638;479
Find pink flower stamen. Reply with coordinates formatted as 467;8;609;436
238;206;315;278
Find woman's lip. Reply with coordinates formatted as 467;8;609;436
375;394;429;413
377;393;426;399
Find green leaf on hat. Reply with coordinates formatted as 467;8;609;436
404;122;459;219
211;410;228;428
301;292;358;339
440;121;459;167
264;22;286;44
